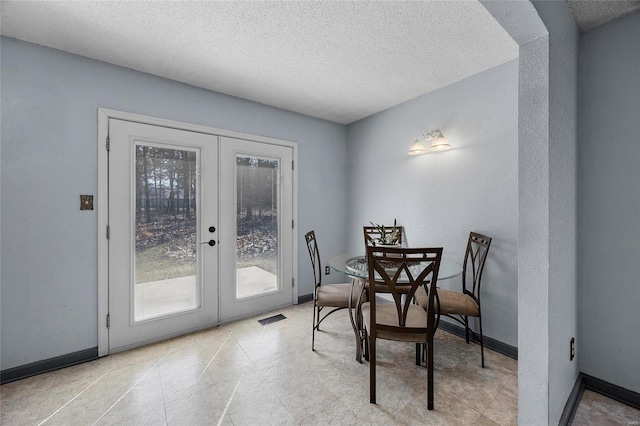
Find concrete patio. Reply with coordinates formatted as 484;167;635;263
135;266;277;321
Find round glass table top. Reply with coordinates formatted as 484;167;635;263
328;253;462;281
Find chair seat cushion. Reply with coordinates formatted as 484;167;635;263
362;302;429;343
412;285;435;311
435;289;479;317
316;283;361;308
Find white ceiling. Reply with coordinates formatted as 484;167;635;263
1;1;520;124
568;0;640;32
0;0;640;124
2;1;637;124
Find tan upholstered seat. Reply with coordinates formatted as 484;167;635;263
437;289;480;316
316;283;360;308
306;230;362;353
362;302;430;342
417;232;492;368
416;288;479;317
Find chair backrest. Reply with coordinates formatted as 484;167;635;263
366;246;442;333
305;230;322;288
462;232;492;303
363;225;404;247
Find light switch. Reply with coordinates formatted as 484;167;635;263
81;195;93;210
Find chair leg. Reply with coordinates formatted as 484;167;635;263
415;343;421;365
464;315;470;344
363;331;370;361
370;334;376;404
427;338;434;410
312;303;318;351
479;314;485;368
350;280;366;363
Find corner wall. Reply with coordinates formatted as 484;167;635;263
0;37;348;370
346;60;519;347
531;1;581;422
482;1;580;423
578;12;640;394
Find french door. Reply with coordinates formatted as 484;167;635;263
219;137;294;321
107;119;294;352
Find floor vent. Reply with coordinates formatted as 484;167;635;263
258;313;286;326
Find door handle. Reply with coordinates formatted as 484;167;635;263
201;240;216;246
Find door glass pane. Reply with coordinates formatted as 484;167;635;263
236;155;279;299
134;144;199;321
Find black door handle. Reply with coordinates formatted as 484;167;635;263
201;240;216;246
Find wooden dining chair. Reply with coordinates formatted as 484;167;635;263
362;245;442;410
356;223;405;362
417;231;492;367
305;230;361;352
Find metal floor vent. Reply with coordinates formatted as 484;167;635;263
258;313;287;326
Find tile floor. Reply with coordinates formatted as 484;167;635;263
0;302;516;425
573;390;640;426
1;301;632;425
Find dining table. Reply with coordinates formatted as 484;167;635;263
328;253;463;362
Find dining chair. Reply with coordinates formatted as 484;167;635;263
305;230;361;352
354;224;405;362
363;224;404;247
358;223;406;362
362;245;442;410
418;231;492;367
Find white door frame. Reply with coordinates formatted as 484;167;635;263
97;108;298;357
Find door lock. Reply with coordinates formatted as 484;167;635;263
209;226;216;233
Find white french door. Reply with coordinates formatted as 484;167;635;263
108;119;219;352
219;137;294;321
106;118;295;353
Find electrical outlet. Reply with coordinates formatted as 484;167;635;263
80;195;93;210
570;337;575;361
325;266;330;275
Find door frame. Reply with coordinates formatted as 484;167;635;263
97;108;298;357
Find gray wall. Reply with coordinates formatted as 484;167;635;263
487;2;580;420
516;33;552;425
0;37;348;370
532;1;580;422
346;60;519;347
579;12;640;394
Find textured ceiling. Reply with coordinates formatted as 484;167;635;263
2;1;637;123
568;0;640;32
0;1;519;124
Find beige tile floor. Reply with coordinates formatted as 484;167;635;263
0;302;519;425
573;390;640;425
1;303;518;425
3;301;634;425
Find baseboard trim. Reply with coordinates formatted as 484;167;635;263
559;373;585;425
559;372;640;425
436;320;518;360
298;293;313;304
582;373;640;410
0;347;98;385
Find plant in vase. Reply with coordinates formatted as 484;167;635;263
369;219;400;246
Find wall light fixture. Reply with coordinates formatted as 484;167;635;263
408;129;451;155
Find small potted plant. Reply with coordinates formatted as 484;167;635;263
369;218;400;246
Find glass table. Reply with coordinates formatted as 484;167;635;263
328;253;463;281
328;253;463;362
